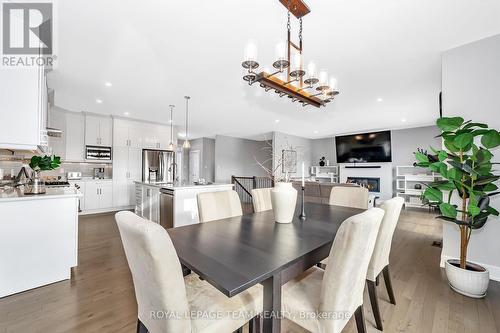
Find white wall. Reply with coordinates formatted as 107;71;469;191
391;126;442;166
311;138;336;167
441;34;500;280
214;135;271;183
272;131;313;180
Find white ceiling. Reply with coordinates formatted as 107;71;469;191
48;0;500;140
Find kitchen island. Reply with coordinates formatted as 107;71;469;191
134;182;233;228
0;187;81;297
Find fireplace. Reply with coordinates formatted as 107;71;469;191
346;177;380;193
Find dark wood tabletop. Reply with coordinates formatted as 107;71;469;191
168;202;365;332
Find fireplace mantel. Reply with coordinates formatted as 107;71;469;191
339;163;392;201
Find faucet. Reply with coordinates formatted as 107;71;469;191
168;161;178;183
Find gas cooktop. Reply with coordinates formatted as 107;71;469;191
45;181;71;187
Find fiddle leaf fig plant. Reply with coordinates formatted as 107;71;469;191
29;155;61;173
414;117;500;269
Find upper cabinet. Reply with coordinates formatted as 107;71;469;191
0;67;46;150
113;119;143;149
85;115;112;147
114;119;175;150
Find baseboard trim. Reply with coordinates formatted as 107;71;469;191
440;254;500;282
79;206;134;216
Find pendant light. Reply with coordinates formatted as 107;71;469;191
167;105;175;151
183;96;191;149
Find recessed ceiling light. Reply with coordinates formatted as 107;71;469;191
96;99;103;104
377;98;383;102
104;82;112;87
123;112;130;116
401;118;407;122
275;119;280;123
314;130;318;134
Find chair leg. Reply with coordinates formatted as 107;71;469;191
137;319;148;333
367;280;383;331
383;265;396;305
354;305;367;333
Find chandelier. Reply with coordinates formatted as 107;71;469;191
242;0;339;108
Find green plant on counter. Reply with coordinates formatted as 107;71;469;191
29;155;61;172
414;117;500;270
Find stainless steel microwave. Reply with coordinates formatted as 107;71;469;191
85;146;112;161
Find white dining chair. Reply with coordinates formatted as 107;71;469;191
282;208;385;333
251;187;273;212
366;197;404;331
115;211;262;333
197;190;243;223
329;185;369;209
318;185;370;268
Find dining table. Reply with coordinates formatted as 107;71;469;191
168;202;365;333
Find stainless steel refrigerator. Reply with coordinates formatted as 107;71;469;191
142;149;176;183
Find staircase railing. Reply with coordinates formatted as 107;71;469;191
231;176;274;213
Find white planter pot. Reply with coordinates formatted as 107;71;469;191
445;259;489;298
271;182;297;223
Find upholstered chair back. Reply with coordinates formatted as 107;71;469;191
251;188;273;212
366;197;404;281
115;211;191;333
329;186;369;209
319;208;384;332
197;190;243;223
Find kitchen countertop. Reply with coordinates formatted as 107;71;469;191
134;181;233;191
0;187;82;202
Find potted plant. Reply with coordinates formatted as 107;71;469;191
415;117;499;298
25;155;61;195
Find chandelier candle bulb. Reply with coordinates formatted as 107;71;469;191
244;41;258;62
307;62;316;79
330;77;338;91
275;41;286;61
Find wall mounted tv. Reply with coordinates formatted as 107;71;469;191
335;130;392;163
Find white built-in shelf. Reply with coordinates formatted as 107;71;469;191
310;165;338;183
395;165;442;209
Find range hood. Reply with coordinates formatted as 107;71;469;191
46;88;63;138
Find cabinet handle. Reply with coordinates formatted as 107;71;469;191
97;188;99;195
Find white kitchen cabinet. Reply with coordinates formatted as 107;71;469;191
113;119;143;148
157;126;171;150
0;67;46;150
99;182;113;209
112;145;142;208
85;115;112;147
84;180;113;210
141;125;172;150
140;185;160;223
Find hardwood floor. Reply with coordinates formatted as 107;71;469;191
1;208;499;333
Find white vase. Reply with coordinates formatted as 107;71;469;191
445;259;489;298
271;182;298;223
